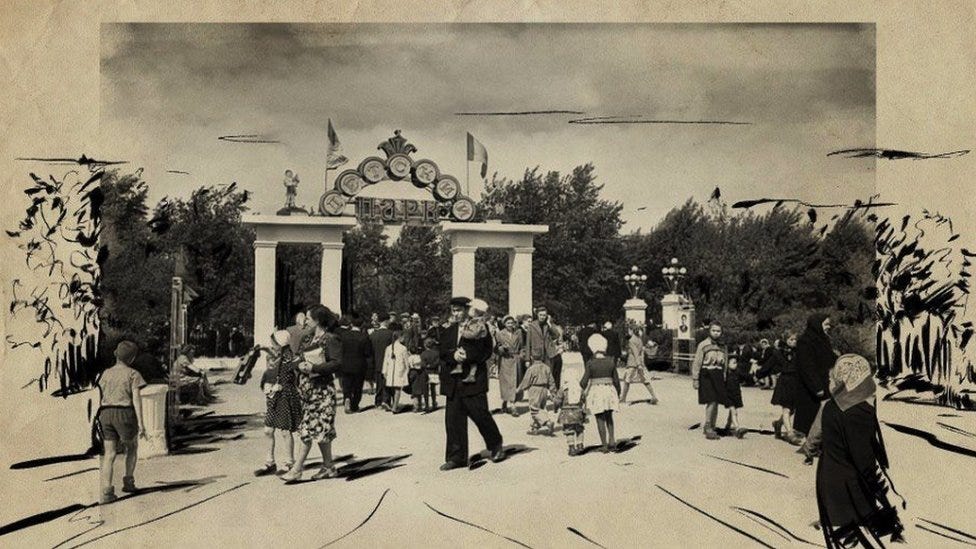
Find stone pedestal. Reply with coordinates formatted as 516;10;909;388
661;293;681;330
140;384;169;458
624;298;648;325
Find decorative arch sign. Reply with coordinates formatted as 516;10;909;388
319;130;478;224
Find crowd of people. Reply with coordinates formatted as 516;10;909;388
93;296;906;546
244;298;675;479
689;315;905;546
188;323;253;359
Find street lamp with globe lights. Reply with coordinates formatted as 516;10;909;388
624;265;649;300
661;257;688;294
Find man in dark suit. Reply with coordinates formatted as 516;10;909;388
337;312;373;413
369;316;396;408
438;296;504;470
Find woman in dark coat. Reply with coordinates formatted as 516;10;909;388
817;354;905;548
768;331;803;445
794;313;835;436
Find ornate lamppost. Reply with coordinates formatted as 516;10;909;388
661;257;688;294
624;265;649;298
622;265;649;326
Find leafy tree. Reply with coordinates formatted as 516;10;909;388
149;183;255;331
386;225;451;317
277;243;321;314
99;171;171;352
343;222;394;315
480;164;627;324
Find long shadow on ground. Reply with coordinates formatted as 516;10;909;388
577;435;642;456
0;476;226;537
170;413;263;455
467;444;537;470
277;455;412;484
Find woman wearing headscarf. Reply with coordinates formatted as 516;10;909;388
817;354;905;547
794;314;836;440
281;305;344;483
495;315;523;416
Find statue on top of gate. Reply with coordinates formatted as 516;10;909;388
278;169;308;216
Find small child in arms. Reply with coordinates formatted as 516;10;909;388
451;298;491;384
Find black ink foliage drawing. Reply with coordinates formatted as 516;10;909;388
734;196;976;409
874;211;975;408
7;168;105;396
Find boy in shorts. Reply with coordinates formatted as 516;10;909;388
96;340;148;504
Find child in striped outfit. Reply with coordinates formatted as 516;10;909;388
517;360;556;435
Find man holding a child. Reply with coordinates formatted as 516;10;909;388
438;296;505;471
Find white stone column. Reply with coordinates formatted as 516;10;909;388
660;293;683;330
253;240;277;347
451;245;477;299
507;246;534;316
320;242;344;313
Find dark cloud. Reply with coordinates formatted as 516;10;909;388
99;23;876;231
101;23;875;134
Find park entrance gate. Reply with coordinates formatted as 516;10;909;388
243;130;547;348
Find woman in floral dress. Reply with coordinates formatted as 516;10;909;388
282;305;344;483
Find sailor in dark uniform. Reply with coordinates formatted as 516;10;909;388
438;296;505;470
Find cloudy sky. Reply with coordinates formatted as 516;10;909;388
99;23;875;231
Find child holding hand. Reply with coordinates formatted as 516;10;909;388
581;334;622;453
517;360;556;435
555;387;586;456
723;351;747;439
255;330;303;476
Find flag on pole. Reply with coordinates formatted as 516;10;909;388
327;119;349;170
466;132;488;178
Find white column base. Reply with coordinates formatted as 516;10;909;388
624;298;648;325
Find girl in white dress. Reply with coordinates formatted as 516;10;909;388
381;322;410;413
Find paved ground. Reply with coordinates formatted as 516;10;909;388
3;358;975;548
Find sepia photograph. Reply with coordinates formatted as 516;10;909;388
1;5;975;548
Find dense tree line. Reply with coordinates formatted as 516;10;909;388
99;164;880;360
